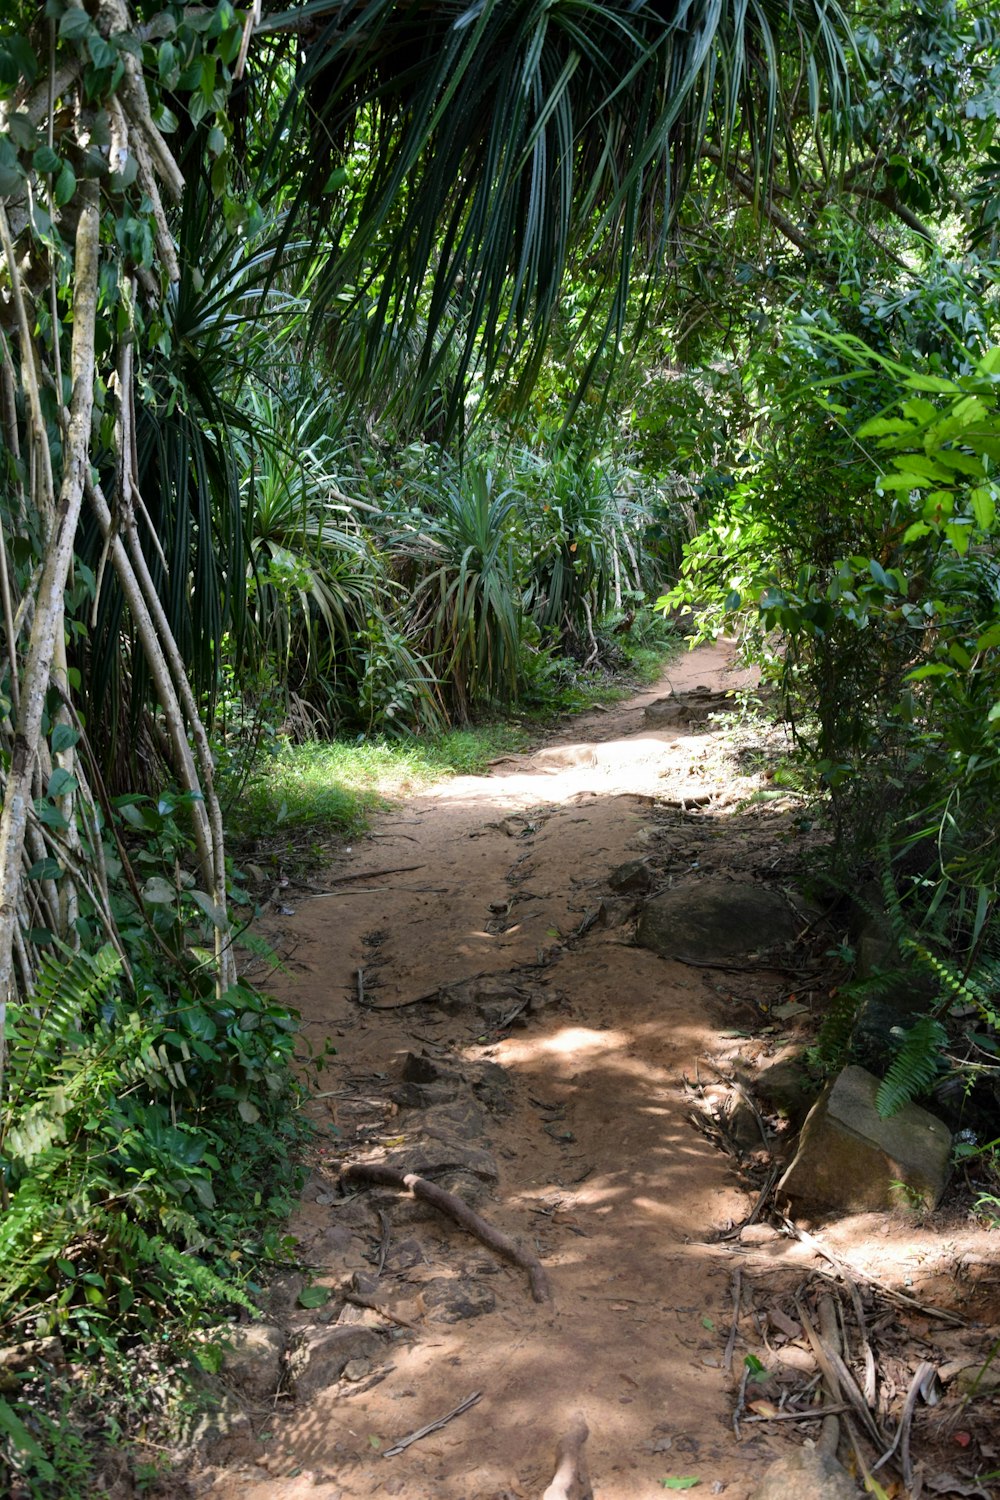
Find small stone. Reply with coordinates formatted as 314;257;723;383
608;859;653;893
422;1277;496;1322
342;1359;373;1382
755;1052;819;1127
749;1446;862;1498
261;1271;305;1316
179;1389;258;1464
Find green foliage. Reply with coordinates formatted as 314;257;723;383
876;1016;950;1117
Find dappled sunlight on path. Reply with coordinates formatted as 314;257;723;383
206;642;808;1500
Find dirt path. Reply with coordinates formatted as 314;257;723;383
204;643;999;1500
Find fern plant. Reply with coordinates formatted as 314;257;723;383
876;1017;950;1118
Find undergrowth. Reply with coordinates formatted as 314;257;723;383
0;803;314;1496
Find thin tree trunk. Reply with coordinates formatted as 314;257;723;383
0;182;100;1088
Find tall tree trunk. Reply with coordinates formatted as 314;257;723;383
0;182;101;1091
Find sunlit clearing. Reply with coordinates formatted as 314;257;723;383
490;1026;632;1067
420;733;720;810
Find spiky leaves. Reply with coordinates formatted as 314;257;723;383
256;0;854;426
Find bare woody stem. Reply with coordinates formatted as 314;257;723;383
0;181;101;1088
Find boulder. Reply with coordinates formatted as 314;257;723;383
636;878;802;963
218;1324;286;1402
178;1389;258;1464
749;1446;862;1499
755;1052;820;1127
778;1065;951;1214
287;1325;383;1399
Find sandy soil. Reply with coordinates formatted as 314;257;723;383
203;642;1000;1500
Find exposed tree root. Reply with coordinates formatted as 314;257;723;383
342;1162;552;1303
542;1413;592;1500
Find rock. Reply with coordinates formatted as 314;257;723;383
643;696;685;726
402;1052;462;1088
422;1277;496;1322
596;897;639;929
755;1052;820;1127
287;1325;383;1399
608;859;653;894
778;1065;952;1213
218;1324;286;1402
644;686;729;727
179;1389;258;1464
749;1446;862;1498
636;878;803;963
260;1270;306;1316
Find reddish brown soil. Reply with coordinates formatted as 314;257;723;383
203;643;1000;1500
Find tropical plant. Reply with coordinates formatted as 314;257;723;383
388;460;524;720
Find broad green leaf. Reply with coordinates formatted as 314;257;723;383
975;347;1000;376
59;8;92;39
0;1398;56;1479
52;723;81;756
970;486;996;531
47;767;78;798
0;137;24;195
34;145;61;177
890;455;951;482
298;1284;331;1309
190;889;229;928
906;664;951;680
237;1098;260;1124
856;416;914;440
142;876;177;905
54;160;76;205
944;521;972;555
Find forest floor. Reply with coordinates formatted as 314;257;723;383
201;642;1000;1500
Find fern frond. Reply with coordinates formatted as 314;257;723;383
3;944;123;1107
811;986;863;1071
876;1017;949;1118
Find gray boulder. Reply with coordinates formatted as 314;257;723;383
287;1324;383;1399
218;1323;286;1401
778;1065;951;1213
636;878;802;963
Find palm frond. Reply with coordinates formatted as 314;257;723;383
249;0;855;425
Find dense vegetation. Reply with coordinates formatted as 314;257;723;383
2;0;1000;1488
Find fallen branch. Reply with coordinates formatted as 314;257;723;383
342;1162;551;1303
744;1403;851;1424
382;1390;481;1457
542;1412;592;1500
723;1267;742;1374
315;863;425;886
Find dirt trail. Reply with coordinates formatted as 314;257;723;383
204;643;997;1500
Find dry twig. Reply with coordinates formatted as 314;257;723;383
382;1390;482;1457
